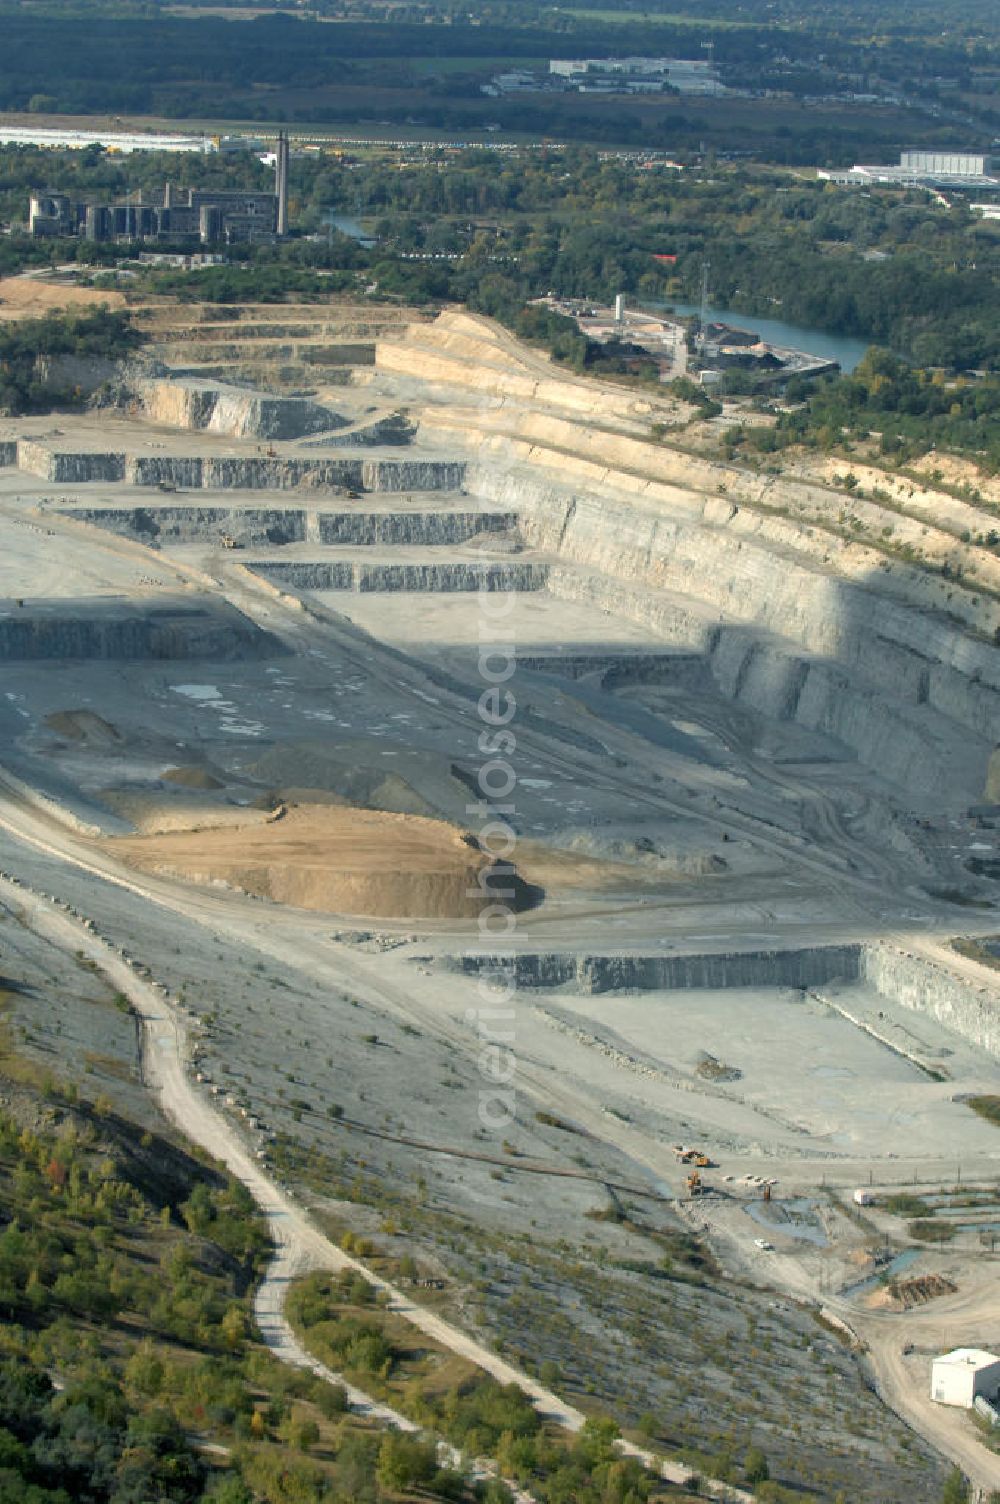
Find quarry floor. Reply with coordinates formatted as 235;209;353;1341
1;376;999;1497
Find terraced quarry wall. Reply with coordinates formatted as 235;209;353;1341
464;468;996;798
252;559;548;593
137;378;342;440
0;602;281;661
376;313;1000;803
15;441;465;493
318;510;516;545
863;946;1000;1058
454;945;864;993
64;505;308;546
454;944;1000;1056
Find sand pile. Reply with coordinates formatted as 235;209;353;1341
515;838;700;891
161;765;224;790
250;743;439;818
105;805;539;919
100;791;270;836
45;710;121;745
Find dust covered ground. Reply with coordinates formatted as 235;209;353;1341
0;306;998;1498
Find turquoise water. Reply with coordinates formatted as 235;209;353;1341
843;1247;921;1297
325;213;375;246
653;300;870;373
746;1197;829;1246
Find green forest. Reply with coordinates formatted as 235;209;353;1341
3;145;997;371
0;1079;504;1504
0;309;142;415
730;350;1000;468
0;0;995;153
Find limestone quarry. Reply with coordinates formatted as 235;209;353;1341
2;293;1000;1498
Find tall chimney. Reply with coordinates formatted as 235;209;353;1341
276;132;289;236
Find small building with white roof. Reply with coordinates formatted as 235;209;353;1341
931;1349;1000;1409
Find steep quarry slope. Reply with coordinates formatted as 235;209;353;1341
5;302;1000;1499
377;311;1000;805
136;376;344;440
133;302;428;390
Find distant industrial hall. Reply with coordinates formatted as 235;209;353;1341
29;132;290;244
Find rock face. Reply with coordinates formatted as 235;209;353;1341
453;942;1000;1057
138;378;343;440
454;946;862;993
14;442;466;493
66;506;308;547
35;353;118;395
465;467;998;802
0;601;282;661
251;560;548;593
318;511;516;545
863;944;1000;1057
985;747;1000;803
18;442;126;482
371;310;1000;805
249;561;355;591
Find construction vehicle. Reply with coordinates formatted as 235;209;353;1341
686;1170;703;1197
219;533;244;550
675;1146;715;1168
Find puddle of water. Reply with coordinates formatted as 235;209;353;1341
171;683;221;701
844;1247;921;1297
218;721;262;736
746;1197;829;1246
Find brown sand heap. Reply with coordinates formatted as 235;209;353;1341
99;790;270;836
45;710;122;745
105;804;540;919
160;765;224;790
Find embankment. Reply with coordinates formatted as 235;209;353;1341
451;942;1000;1058
0;601;282;661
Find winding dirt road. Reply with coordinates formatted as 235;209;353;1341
0;830;746;1500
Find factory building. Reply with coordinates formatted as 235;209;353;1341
549;57;724;95
820;147;999;189
27;192;75;238
0;124;213;154
28;132;291;243
900;149;993;177
930;1349;1000;1409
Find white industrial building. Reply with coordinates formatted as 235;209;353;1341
930;1349;1000;1409
820;148;999;190
549;57;724;95
0;124;215;155
900;149;991;177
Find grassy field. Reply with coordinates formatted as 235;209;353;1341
548;7;758;27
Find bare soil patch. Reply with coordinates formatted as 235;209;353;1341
105;803;539;918
0;275;125;322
